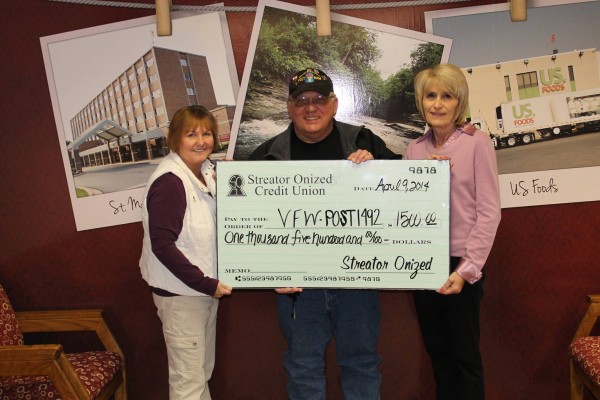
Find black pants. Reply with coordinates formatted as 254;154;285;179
413;257;485;400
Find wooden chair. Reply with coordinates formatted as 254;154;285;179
0;283;127;399
570;294;600;400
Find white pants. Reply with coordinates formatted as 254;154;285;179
153;294;219;400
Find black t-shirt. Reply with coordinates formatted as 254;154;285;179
290;126;344;161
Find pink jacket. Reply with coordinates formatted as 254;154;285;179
405;123;501;284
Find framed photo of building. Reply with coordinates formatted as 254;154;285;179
41;10;239;231
425;0;600;208
228;0;452;160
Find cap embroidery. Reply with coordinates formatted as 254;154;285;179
289;68;333;97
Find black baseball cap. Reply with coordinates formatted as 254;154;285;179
288;68;334;98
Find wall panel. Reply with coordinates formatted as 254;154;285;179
1;1;598;399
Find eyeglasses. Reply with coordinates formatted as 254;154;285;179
289;94;335;107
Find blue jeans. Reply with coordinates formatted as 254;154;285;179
277;289;381;400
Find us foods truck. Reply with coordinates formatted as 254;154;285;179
473;88;600;148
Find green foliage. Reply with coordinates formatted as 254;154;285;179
249;8;382;96
251;17;313;84
76;188;89;198
381;42;444;119
410;42;444;74
248;6;445;122
326;22;381;74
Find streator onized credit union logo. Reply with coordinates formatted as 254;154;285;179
228;174;246;196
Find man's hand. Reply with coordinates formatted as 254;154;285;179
347;149;373;164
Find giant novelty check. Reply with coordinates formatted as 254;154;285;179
216;160;449;289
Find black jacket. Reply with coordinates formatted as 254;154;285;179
248;120;400;161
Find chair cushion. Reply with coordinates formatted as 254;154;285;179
0;284;24;346
67;351;123;398
0;351;123;400
0;376;56;399
570;336;600;385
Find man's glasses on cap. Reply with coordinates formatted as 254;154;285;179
289;94;336;107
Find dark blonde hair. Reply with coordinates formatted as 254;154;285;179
414;63;469;126
167;105;220;153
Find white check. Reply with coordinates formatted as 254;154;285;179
216;160;449;289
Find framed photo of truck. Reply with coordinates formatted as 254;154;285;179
425;0;600;208
467;65;600;149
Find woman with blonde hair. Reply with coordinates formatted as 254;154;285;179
406;64;501;400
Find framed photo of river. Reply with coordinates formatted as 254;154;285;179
216;160;450;289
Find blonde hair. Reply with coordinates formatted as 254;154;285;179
414;63;469;126
167;105;220;153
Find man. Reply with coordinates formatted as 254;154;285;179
249;68;399;400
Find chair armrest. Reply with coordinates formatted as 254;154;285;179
15;309;124;358
573;294;600;340
15;309;105;331
0;344;62;367
0;344;90;398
